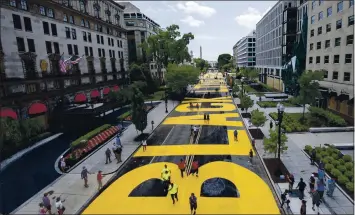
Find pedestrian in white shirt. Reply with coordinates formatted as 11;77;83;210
60;157;66;172
142;139;147;151
55;197;65;215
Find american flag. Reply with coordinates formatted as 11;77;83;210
70;55;84;64
59;54;69;73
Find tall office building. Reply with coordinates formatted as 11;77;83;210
232;30;256;68
255;0;297;91
119;2;164;79
306;0;354;123
0;0;128;124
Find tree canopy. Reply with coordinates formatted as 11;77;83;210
131;86;148;133
194;58;209;72
239;94;254;113
165;63;200;95
263;127;288;158
251;109;267;129
141;24;194;82
241;68;259;81
217;53;232;71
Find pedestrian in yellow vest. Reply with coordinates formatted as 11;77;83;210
168;182;179;204
161;170;171;193
161;164;171;178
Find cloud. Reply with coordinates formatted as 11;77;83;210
162;1;177;12
180;16;205;27
234;7;271;29
195;35;219;40
176;1;216;18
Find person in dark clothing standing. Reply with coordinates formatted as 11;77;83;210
105;148;112;164
249;149;253;163
42;192;52;215
311;190;320;214
287;174;295;193
189;193;197;215
300;200;307;215
309;174;316;193
281;190;290;208
296;178;307;200
311;148;316;165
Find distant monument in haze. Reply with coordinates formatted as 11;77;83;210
200;46;202;59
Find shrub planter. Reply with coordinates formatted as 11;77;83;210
304;145;354;200
60;126;121;172
263;158;290;183
248;128;264;139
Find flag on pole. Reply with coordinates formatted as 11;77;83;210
69;55;84;64
59;54;69;73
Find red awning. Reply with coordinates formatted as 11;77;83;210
112;85;120;92
0;108;18;120
74;93;87;103
91;89;100;98
28;102;47;115
103;87;111;95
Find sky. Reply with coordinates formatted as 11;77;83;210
118;1;277;61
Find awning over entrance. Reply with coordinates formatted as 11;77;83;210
28;102;48;115
103;87;111;95
74;93;87;103
0;108;18;120
91;89;100;98
112;85;120;92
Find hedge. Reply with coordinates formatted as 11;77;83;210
257;100;298;108
70;124;111;148
269;112;309;132
117;111;132;121
304;145;354;195
309;107;347;127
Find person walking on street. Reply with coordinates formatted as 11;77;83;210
55;197;65;215
234;129;238;142
39;203;47;215
189;193;197;215
300;200;307;215
178;159;186;178
281;190;290;208
60;156;66;172
296;178;306;200
97;170;104;190
42;192;52;215
115;145;123;163
112;143;119;161
168;182;179;204
190;160;199;177
287;174;295;193
142;139;147;151
309;174;316;193
317;179;325;202
249;149;253;164
326;178;336;197
81;166;91;188
311;190;320;214
311;148;316;165
105;148;112;164
162;170;171;193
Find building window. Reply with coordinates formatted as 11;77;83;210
336;19;342;29
81;19;85;27
317;42;321;49
120;40;122;48
47;8;54;18
327;7;332;16
69;15;74;24
318;11;323;20
27;39;35;52
350;0;354;7
333;55;339;63
84;46;88;56
108;37;111;46
345;54;352;63
89;47;93;56
73;45;78;55
311;15;315;24
111;38;114;47
16;37;25;52
310;43;314;50
85;20;90;28
310;29;314;37
344;72;351;81
325;40;330;48
335;37;341;46
309;57;313;64
316;56;320;63
109;50;112;58
101;36;104;44
72;28;76;40
79;0;86;12
317;27;322;35
23;17;32;31
53;42;59;54
51;24;57;36
12;14;23;31
65;27;71;38
97;35;100;44
98;48;101;57
43;22;50;35
324;55;329;63
10;0;16;7
337;1;343;12
39;6;46;15
63;14;68;22
323;70;328;79
67;44;73;55
312;0;316;10
112;51;115;58
83;31;87;41
94;24;98;31
332;71;338;80
349;15;354;26
118;51;121;58
88;33;92;42
326;23;331;32
346;35;354;45
102;49;105;57
45;41;52;54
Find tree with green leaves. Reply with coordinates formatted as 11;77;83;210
239;95;254;113
194;58;209;72
131;86;148;134
251;109;267;136
217;53;232;70
241;68;259;81
165;63;200;95
296;70;324;119
232;84;239;95
263;127;288;158
129;63;145;82
141;24;194;82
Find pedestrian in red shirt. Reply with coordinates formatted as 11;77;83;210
97;170;104;191
177;159;186;178
190;160;199;177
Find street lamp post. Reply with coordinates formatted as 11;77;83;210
164;89;168;113
241;80;244;97
276;103;285;160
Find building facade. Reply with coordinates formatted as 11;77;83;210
0;0;129;124
255;0;297;91
120;2;165;79
306;0;354;122
233;30;256;68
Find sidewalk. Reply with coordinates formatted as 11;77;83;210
240;94;354;215
13;100;178;214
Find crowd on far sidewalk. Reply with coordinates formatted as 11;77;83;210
281;147;337;215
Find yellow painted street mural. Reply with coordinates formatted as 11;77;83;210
82;72;280;215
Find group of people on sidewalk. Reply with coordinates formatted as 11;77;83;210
161;163;199;214
39;192;65;215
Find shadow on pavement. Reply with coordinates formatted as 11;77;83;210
129;178;167;197
201;177;239;197
198;126;228;144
